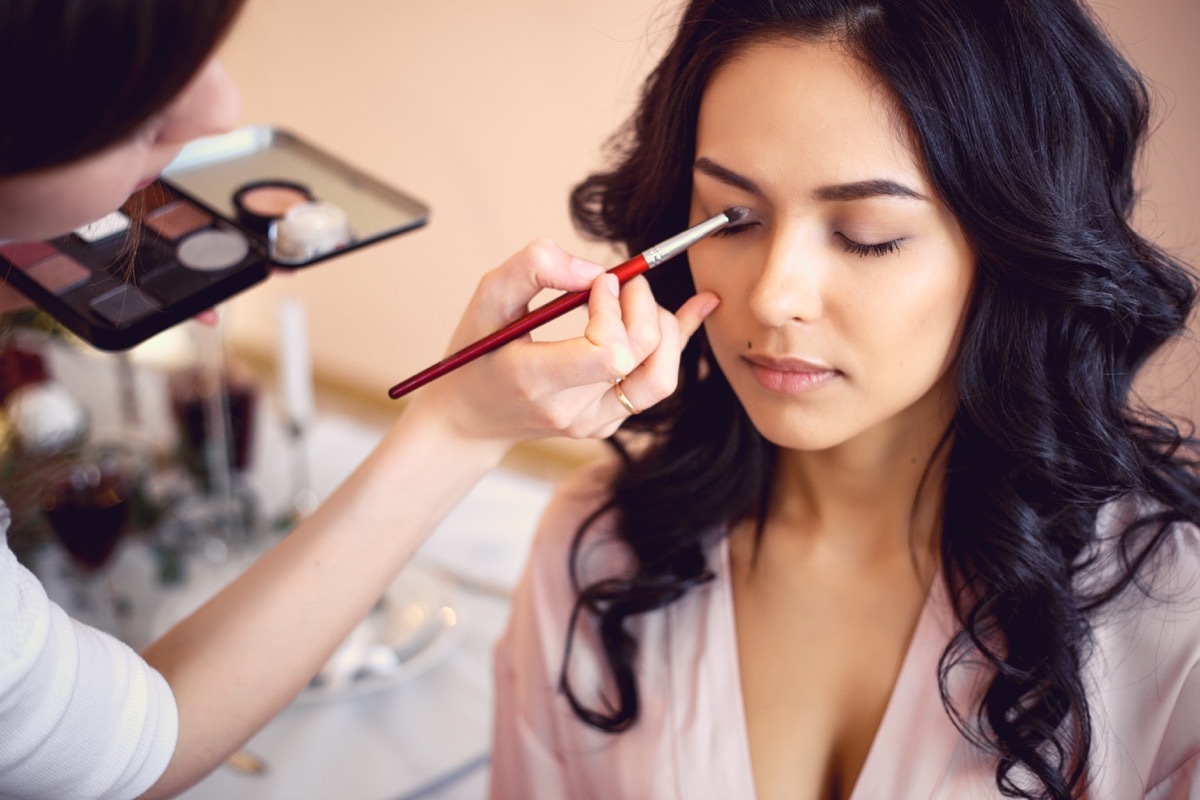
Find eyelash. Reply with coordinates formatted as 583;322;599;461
711;223;753;239
710;223;904;258
837;234;904;258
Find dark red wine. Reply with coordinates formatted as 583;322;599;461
168;371;257;472
42;462;131;571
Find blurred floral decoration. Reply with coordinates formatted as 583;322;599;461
0;310;81;564
0;310;257;585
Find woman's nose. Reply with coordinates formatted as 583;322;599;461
747;229;825;327
156;58;242;145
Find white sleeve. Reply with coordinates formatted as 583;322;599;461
0;524;179;800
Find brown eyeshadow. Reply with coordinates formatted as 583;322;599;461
145;202;212;241
126;182;178;216
25;253;90;294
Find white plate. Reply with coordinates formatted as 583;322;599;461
296;564;468;703
151;555;467;703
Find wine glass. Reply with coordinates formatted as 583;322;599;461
160;318;260;565
40;448;138;636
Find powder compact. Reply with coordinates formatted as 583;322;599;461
232;180;314;235
0;126;429;350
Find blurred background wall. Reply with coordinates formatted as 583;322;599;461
216;0;1200;429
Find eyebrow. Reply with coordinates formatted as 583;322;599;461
693;157;928;203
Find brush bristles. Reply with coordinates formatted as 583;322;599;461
723;205;749;224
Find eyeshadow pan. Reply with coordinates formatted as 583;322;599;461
89;284;161;326
141;264;213;305
131;182;178;215
25;253;90;293
146;202;212;241
177;229;250;272
75;210;131;243
0;240;58;268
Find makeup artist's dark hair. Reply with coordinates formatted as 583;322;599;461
0;0;246;176
561;1;1200;798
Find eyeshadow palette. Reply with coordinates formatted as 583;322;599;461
0;185;268;351
0;126;429;351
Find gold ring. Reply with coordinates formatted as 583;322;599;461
613;378;640;415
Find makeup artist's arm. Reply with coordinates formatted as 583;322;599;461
137;239;719;799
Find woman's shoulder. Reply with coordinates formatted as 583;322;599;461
538;457;620;537
522;455;633;590
1087;497;1200;794
1091;495;1200;604
1086;494;1200;667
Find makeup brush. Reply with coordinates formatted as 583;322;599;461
387;206;747;400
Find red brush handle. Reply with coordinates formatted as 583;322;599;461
387;253;650;400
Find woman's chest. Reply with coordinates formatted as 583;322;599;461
567;564;995;800
731;554;930;800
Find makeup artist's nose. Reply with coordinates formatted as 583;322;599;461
156;58;243;146
748;227;824;327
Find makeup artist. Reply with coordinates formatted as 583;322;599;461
0;2;719;799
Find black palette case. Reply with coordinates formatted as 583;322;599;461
1;126;429;351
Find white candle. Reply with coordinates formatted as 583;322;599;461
279;297;314;427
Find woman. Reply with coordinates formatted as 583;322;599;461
0;2;718;798
491;1;1200;798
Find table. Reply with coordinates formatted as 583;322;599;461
173;427;554;800
173;467;552;800
32;339;557;800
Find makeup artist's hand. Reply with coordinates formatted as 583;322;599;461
405;239;719;449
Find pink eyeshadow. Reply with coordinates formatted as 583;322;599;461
0;240;58;268
25;253;90;293
145;202;212;241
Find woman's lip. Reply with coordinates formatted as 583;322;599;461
742;354;840;393
744;353;835;373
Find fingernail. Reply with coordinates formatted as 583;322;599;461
698;296;720;317
605;274;620;297
571;258;604;279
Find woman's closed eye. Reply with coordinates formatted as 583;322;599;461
711;219;760;238
705;214;906;257
836;232;904;257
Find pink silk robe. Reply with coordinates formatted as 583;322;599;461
491;468;1200;799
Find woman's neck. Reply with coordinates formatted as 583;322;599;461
766;410;951;565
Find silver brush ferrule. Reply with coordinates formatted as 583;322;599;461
640;210;734;267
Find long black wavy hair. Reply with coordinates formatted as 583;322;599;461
560;1;1200;798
